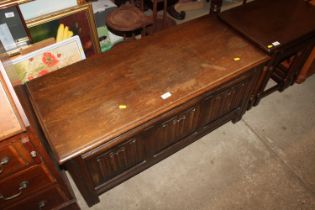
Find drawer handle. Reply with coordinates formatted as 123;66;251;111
0;156;10;174
0;180;29;200
177;116;186;123
30;151;37;158
115;147;125;155
38;200;47;209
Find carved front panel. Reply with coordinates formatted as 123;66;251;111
146;105;200;156
200;79;249;126
86;137;145;186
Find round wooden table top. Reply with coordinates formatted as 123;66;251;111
106;4;153;32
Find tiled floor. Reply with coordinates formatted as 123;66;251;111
68;1;315;209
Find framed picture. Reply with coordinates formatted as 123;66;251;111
0;4;30;53
19;0;79;20
25;3;100;57
0;0;33;8
0;61;25;141
8;35;85;84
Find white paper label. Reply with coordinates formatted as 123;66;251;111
5;12;15;18
272;41;281;46
0;23;16;51
161;92;172;100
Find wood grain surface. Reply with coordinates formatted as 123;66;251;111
219;0;315;54
27;16;268;163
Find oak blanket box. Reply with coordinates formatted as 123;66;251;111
26;16;269;206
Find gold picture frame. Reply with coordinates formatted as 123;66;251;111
9;35;86;84
0;62;25;141
25;3;100;57
0;0;33;8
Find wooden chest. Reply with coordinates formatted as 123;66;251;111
26;16;269;206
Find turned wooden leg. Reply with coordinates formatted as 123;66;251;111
210;0;223;15
167;5;186;20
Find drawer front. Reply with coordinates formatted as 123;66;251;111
0;164;55;208
85;136;146;187
5;185;67;210
146;105;200;156
0;134;37;178
200;77;250;126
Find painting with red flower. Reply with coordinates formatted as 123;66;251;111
38;69;49;76
8;36;85;84
42;52;59;67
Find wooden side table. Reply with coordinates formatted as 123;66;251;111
209;0;222;14
296;46;315;83
209;0;247;14
219;0;315;108
106;3;153;38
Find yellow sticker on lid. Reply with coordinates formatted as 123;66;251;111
233;57;240;61
119;104;127;109
267;45;273;49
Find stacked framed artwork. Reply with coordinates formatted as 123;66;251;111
25;3;100;57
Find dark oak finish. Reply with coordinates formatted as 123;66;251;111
106;4;153;37
219;0;315;54
209;0;247;15
86;135;146;187
5;185;68;210
146;104;200;157
106;4;152;31
219;0;315;106
296;46;315;83
0;134;34;178
27;16;268;206
27;16;268;164
209;0;223;15
0;129;79;210
0;164;54;208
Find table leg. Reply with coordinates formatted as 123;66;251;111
167;5;186;20
210;0;223;14
65;158;100;207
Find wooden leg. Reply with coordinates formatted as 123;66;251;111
210;0;223;15
153;0;158;23
167;5;185;20
163;0;168;23
65;158;100;207
152;0;158;31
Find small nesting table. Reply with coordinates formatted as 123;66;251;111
219;0;315;107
